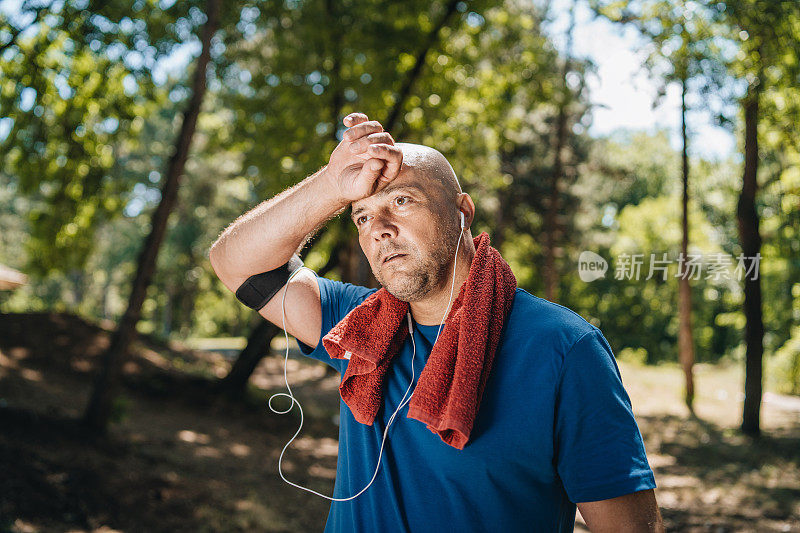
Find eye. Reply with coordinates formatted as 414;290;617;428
356;215;368;225
394;196;408;206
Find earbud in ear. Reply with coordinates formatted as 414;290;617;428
459;211;466;230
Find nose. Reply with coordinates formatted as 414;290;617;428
370;211;398;242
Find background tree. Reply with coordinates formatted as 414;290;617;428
709;0;800;436
401;0;592;305
2;0;799;440
0;0;160;276
591;0;730;414
85;0;223;432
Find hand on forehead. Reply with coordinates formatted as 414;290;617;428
342;112;403;186
342;113;459;187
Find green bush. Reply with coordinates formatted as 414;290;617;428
768;326;800;396
617;346;648;366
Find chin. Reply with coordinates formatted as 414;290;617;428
381;272;432;302
385;287;418;302
380;276;412;301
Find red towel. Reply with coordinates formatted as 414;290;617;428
322;232;517;450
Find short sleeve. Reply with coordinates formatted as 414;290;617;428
554;328;657;503
295;273;377;373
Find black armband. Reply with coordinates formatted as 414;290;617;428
235;254;305;311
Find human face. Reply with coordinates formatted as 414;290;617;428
351;173;460;302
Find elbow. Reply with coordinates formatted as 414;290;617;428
208;242;227;280
208;245;239;294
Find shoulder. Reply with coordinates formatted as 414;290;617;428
503;288;601;361
315;275;378;320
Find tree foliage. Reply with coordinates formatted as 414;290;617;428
1;0;799;401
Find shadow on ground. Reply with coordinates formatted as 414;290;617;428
1;311;798;532
637;412;800;531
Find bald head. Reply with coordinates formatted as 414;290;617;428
395;142;462;201
349;140;468;232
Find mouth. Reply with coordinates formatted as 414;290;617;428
382;253;407;265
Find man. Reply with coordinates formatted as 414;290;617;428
209;112;664;532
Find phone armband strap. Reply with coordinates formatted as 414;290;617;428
235;254;304;311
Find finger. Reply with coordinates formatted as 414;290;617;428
344;120;383;142
355;157;386;190
364;143;403;181
343;120;384;143
349;132;394;154
343;112;369;127
380;146;403;181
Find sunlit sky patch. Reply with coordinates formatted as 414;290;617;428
544;0;736;161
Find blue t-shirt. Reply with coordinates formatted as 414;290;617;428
295;274;656;532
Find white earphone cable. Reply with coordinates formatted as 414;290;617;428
435;224;464;344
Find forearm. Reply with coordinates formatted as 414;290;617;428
209;165;347;281
578;489;664;533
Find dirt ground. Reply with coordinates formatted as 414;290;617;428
1;311;798;532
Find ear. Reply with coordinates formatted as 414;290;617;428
456;193;475;228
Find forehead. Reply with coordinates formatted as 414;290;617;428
350;166;440;214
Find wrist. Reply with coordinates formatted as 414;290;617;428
313;165;349;211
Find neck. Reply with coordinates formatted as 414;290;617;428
410;232;476;326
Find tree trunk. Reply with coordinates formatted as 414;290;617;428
738;84;764;438
219;320;279;397
326;0;375;288
544;99;567;303
342;0;465;285
337;0;465;286
318;218;348;277
218;0;349;393
162;284;173;338
678;76;695;413
101;271;111;321
83;0;220;433
492;179;514;252
68;268;84;310
543;1;575;303
384;0;463;135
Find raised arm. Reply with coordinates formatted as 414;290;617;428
208;112;403;347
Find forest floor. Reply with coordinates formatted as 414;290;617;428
0;311;798;532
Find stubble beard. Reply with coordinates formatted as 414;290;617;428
373;220;461;302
